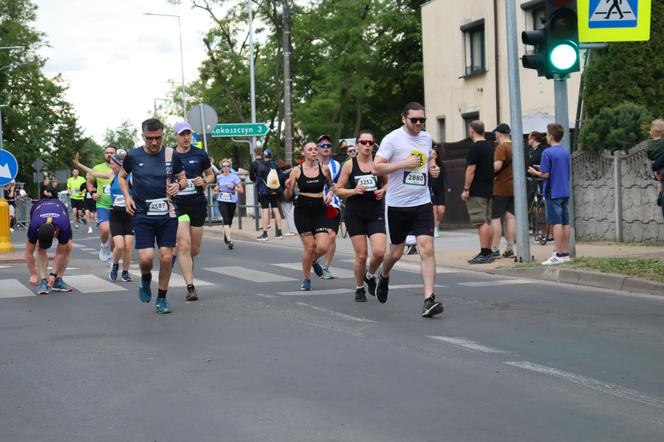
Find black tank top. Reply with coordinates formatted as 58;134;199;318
348;157;381;200
297;164;326;193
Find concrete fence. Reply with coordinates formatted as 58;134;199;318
572;143;664;242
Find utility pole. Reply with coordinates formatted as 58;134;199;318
248;0;257;158
505;0;531;262
282;0;294;165
554;75;576;256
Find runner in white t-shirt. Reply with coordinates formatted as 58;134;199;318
373;102;444;318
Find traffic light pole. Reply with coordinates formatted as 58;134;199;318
554;75;576;257
505;0;531;263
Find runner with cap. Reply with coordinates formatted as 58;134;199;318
119;118;188;314
87;145;117;262
314;134;342;279
172;120;215;302
25;198;74;295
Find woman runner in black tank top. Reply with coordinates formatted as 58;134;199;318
335;131;387;302
283;141;335;291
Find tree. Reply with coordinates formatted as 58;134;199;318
103;120;139;150
577;102;652;153
583;0;664;119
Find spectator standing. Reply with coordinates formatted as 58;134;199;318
528;123;572;265
461;120;495;264
254;148;284;240
40;177;54;199
646;119;664;220
277;159;297;237
490;124;516;258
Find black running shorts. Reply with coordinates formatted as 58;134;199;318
385;203;434;245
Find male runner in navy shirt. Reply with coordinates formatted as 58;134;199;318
172;120;215;302
25;199;74;295
119;118;187;314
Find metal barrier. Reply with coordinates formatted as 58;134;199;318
14;198;32;230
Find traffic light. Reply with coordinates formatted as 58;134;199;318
546;0;580;76
521;0;580;78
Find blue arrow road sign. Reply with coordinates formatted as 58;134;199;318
0;150;19;186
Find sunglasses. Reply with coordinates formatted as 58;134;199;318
357;140;373;146
408;117;426;124
318;143;332;148
222;163;231;168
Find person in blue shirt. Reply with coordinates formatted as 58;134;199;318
24;199;74;295
172;121;216;302
119;118;187;314
528;123;572;265
215;158;244;250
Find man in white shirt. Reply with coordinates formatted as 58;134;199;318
373;102;444;318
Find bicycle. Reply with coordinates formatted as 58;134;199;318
527;178;548;245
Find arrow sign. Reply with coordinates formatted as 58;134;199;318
0;150;19;186
211;123;270;138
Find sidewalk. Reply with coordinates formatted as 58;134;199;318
205;217;664;297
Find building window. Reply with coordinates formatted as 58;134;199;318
437;117;446;143
460;19;486;77
462;111;480;138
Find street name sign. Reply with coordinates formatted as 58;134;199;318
0;150;19;186
579;0;651;42
211;123;270;138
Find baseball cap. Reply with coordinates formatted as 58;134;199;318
174;120;193;134
316;134;332;144
493;123;511;135
37;223;55;250
263;148;273;158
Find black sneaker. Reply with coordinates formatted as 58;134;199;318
502;249;514;258
421;294;444;318
257;231;269;241
491;250;500;258
228;241;234;250
275;229;283;239
185;287;199;302
406;245;418;255
467;253;494;264
376;274;389;304
355;287;367;302
364;274;377;296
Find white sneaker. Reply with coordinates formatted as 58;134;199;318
87;226;93;234
542;254;571;266
99;244;111;262
434;227;440;238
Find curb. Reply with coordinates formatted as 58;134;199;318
489;266;664;298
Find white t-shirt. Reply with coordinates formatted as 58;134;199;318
376;126;432;207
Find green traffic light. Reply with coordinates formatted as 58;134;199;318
549;42;578;71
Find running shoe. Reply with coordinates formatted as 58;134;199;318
355;287;367;302
121;271;132;282
364;274;377;297
434;227;440;238
491;250;500;258
312;260;324;277
74;223;79;230
300;278;312;291
321;266;334;279
467;253;494;264
108;263;119;281
185;287;199;302
36;279;49;295
405;245;418;255
51;278;73;292
421;294;444;318
87;226;93;234
257;231;269;241
228;241;234;250
275;229;283;239
99;244;111;262
502;249;514;258
376;274;389;304
138;280;152;303
155;297;172;314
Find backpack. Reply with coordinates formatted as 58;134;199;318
266;167;280;190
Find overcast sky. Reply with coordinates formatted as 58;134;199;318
35;0;212;144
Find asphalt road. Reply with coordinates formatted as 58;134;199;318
1;230;663;441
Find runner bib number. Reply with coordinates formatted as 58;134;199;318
113;195;126;207
219;192;233;202
403;171;426;186
354;175;377;192
177;179;197;196
103;185;111;195
146;198;169;216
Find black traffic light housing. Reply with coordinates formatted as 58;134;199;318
521;0;580;78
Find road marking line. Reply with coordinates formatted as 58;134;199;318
0;265;12;269
458;279;534;287
273;262;355;278
505;361;664;410
255;293;276;299
427;336;507;353
295;302;376;323
277;288;353;296
205;266;297;282
64;275;127;293
80;247;96;252
390;284;446;289
0;279;35;298
127;270;214;288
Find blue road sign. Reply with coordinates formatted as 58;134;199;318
589;0;638;29
0;150;19;186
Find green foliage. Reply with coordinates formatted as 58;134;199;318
103;120;139;150
570;257;664;283
578;102;652;153
583;0;664;119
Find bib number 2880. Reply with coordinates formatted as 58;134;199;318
403;171;426;186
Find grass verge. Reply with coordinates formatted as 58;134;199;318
567;257;664;283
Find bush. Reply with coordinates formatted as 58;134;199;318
578;102;652;153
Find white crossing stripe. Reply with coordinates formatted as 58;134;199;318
295;302;376;323
0;279;35;298
0;265;12;269
458;279;534;287
80;247;96;252
390;284;446;289
276;288;352;296
273;262;354;279
64;275;127;293
205;266;297;282
129;266;214;288
341;259;459;274
505;361;664;410
428;336;506;354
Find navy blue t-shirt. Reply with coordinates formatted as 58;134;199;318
173;147;212;205
28;199;72;244
122;147;184;218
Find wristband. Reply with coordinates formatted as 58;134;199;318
463;188;469;192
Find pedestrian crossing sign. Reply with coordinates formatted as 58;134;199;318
579;0;651;42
